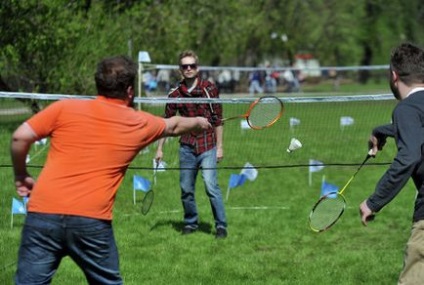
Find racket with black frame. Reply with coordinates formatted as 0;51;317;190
222;95;284;130
309;153;373;232
141;161;159;215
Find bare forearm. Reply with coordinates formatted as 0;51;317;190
11;141;31;176
163;116;211;137
11;124;37;177
215;125;223;149
156;137;166;151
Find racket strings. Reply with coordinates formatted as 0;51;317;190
247;98;282;128
141;190;154;215
309;195;346;231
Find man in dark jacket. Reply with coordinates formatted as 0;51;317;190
359;42;424;284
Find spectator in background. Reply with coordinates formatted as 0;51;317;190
157;69;171;93
248;70;264;96
143;71;157;94
282;66;300;93
232;69;241;93
217;69;233;93
264;65;277;93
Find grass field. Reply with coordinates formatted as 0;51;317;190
0;90;416;284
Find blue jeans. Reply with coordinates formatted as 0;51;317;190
179;145;227;229
15;212;122;285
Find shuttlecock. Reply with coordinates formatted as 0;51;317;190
287;138;302;152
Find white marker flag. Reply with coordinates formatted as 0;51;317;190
340;116;354;127
308;159;325;186
240;162;258;181
289;117;301;128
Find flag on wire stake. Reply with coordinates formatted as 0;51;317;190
289;117;301;134
340;116;354;130
240;162;258;181
321;175;338;199
226;162;258;201
289;117;301;128
309;159;324;186
133;175;151;205
11;198;27;228
226;174;247;201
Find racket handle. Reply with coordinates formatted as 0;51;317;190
222;116;242;122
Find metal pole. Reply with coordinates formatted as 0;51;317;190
138;62;144;110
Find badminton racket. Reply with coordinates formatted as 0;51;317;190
141;161;159;215
222;96;284;130
309;153;373;232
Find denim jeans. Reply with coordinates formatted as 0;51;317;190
15;212;122;285
179;145;227;229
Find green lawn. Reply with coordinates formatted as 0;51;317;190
0;93;412;285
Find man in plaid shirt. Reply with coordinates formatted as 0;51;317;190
155;50;227;238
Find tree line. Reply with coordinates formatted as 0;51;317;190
1;0;423;96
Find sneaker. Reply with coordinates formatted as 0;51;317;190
215;227;227;239
182;226;197;235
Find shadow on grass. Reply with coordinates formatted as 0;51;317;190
150;219;212;235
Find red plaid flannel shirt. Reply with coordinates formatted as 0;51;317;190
164;77;223;154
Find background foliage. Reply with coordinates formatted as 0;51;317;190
1;0;424;95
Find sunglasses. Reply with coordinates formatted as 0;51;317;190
180;64;197;70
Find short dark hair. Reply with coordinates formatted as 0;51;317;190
95;56;138;99
390;42;424;85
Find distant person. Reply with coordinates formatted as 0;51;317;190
232;69;241;93
155;50;228;239
264;67;277;93
143;71;157;93
359;42;424;285
157;68;171;92
10;55;211;284
282;66;300;93
217;69;233;93
248;70;263;96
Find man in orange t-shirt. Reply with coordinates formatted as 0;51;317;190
10;55;211;285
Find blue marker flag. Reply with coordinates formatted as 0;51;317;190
228;174;247;189
12;198;27;215
321;181;339;199
133;175;151;192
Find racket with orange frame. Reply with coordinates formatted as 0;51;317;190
223;96;284;130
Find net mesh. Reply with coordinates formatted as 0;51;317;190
0;92;396;172
309;194;346;231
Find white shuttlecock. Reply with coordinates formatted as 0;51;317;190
287;138;302;153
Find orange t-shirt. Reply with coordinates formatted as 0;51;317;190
25;96;166;220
